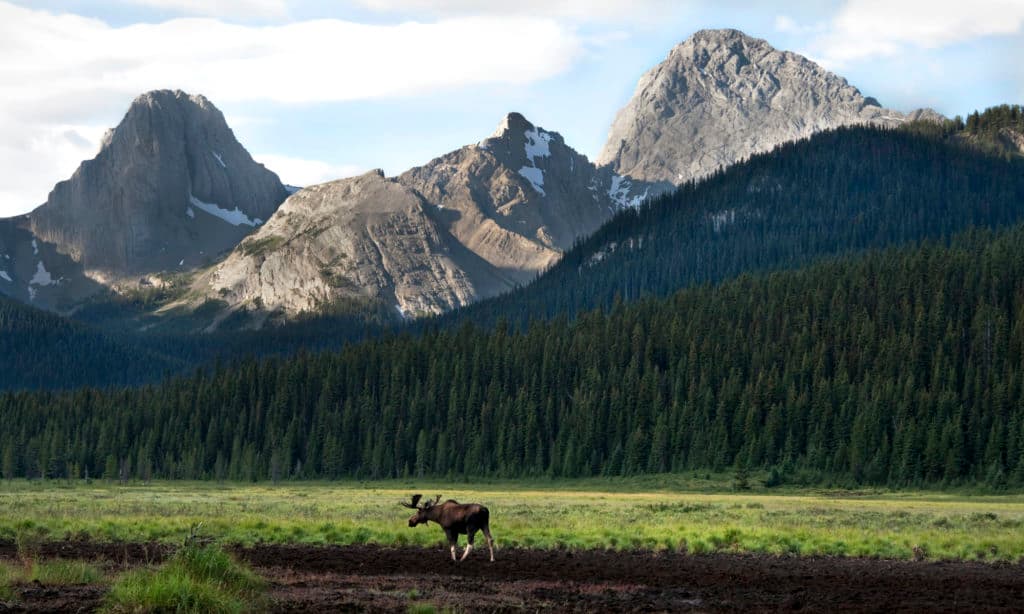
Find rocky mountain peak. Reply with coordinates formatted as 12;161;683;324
490;111;533;138
597;28;940;185
24;89;288;276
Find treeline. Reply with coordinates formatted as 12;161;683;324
0;296;185;390
903;104;1024;158
442;124;1024;331
0;293;384;392
4;224;1024;487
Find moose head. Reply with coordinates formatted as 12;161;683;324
400;493;442;527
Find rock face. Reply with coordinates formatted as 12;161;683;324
400;112;664;280
27;90;288;276
191;113;659;323
597;29;942;185
196;170;487;322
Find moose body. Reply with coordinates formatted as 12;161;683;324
402;494;495;562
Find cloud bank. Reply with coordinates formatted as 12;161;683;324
0;1;582;215
784;0;1024;65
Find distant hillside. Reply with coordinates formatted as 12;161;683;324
0;296;184;390
903;104;1024;158
5;223;1024;487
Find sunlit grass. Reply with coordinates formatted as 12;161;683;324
1;477;1023;562
103;543;265;613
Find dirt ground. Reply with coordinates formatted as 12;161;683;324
2;541;1023;612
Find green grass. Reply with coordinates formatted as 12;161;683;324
30;559;105;585
103;544;265;613
0;558;106;603
1;478;1023;562
0;560;19;601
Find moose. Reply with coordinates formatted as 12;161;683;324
401;494;495;562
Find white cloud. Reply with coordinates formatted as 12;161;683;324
117;0;289;19
774;15;825;35
255;154;365;187
805;0;1024;65
352;0;683;23
0;1;583;216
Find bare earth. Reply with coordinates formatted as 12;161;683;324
2;541;1023;612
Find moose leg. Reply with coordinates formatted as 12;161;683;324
482;525;495;562
446;529;457;562
460;529;476;562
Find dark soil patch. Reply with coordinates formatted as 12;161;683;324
0;583;104;613
0;540;170;568
2;541;1023;612
238;544;1024;612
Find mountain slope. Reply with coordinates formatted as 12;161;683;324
0;295;183;391
0;90;288;310
449;126;1024;329
182;113;660;326
597;29;942;186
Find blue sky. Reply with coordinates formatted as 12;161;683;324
1;0;1022;216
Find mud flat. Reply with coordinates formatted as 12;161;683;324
3;541;1023;612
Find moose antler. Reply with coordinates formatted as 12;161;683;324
400;493;423;509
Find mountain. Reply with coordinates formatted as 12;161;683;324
448;125;1024;329
181;113;659;326
597;29;943;186
0;90;288;310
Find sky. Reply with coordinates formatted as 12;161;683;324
1;0;1022;217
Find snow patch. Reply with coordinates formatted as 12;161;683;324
523;127;552;162
212;151;227;168
189;194;262;227
608;175;648;209
178;259;184;266
31;239;38;255
186;207;195;219
516;127;553;196
518;166;546;196
30;261;55;287
0;271;10;282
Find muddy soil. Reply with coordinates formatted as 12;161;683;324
1;541;1022;612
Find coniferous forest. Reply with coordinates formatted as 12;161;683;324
4;222;1024;487
2;120;1024;489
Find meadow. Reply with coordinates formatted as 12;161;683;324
2;476;1023;562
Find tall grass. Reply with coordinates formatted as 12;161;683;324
103;543;265;613
2;478;1024;562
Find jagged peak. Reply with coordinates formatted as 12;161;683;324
680;28;771;51
129;89;214;112
491;112;535;138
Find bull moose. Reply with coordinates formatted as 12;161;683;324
401;494;495;562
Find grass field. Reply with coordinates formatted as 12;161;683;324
1;477;1023;562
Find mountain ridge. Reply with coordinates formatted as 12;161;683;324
0;89;288;311
598;28;943;185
